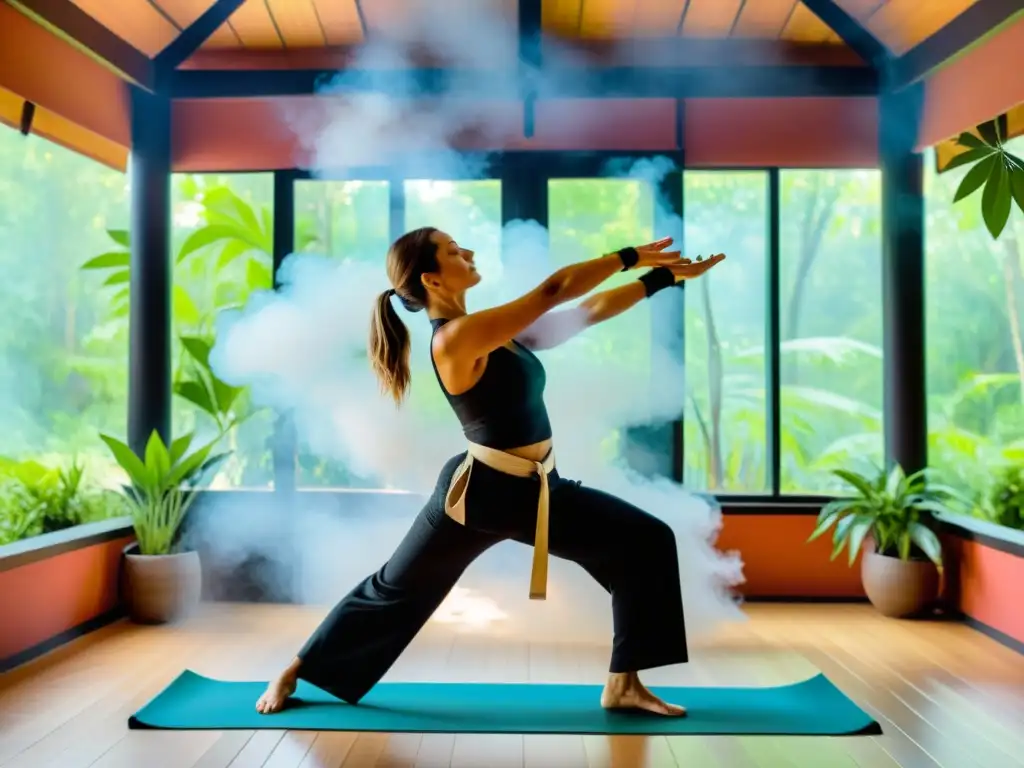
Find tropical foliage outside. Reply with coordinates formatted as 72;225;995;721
1;127;1023;545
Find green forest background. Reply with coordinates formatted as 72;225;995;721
2;127;1023;544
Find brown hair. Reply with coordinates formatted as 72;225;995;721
369;227;439;405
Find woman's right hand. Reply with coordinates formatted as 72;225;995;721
629;237;685;268
666;253;726;281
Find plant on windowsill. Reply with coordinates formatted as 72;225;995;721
979;465;1024;531
100;429;228;624
946;113;1024;239
0;457;129;545
807;463;965;618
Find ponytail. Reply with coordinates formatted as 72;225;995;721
369;290;413;405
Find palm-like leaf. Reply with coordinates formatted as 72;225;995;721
806;463;955;572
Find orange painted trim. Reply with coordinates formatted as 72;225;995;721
0;2;130;149
919;16;1024;148
686;97;879;167
0;87;127;171
716;514;866;598
0;536;132;662
172;96;879;171
942;534;1024;645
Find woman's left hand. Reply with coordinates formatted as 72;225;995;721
667;253;726;282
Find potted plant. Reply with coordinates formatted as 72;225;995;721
808;464;963;617
100;429;228;624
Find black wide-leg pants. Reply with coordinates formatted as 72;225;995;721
296;452;689;705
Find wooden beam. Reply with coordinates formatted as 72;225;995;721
889;0;1024;89
800;0;888;69
169;64;879;99
6;0;154;89
154;0;246;73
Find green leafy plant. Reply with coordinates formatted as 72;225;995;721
79;184;272;321
981;465;1024;530
0;479;45;546
0;457;126;545
807;464;964;573
174;335;247;433
100;430;228;556
947;113;1024;238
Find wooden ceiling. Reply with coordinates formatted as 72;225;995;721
59;0;982;59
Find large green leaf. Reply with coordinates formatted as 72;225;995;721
180;336;213;369
245;258;272;291
909;523;943;570
808;509;842;542
212;377;242;415
168;432;194;464
144;430;171;480
82;251;130;270
977;119;1000;147
216;239;252;271
103;270;131;287
107;229;130;247
953;155;996;202
177;224;255;263
981;158;1012;238
829;514;859;561
173;380;217;418
172;285;201;327
166;439;219;487
1010;166;1024;214
956;131;989;150
832;468;877;498
98;434;150;491
846;516;874;565
203;186;263;235
944;145;996;172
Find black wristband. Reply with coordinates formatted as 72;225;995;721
617;247;639;271
638;266;676;298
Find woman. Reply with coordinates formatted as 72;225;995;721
256;227;725;717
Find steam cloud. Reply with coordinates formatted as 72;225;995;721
204;0;746;647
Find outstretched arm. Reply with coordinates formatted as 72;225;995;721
433;238;680;363
515;281;648;351
516;253;726;351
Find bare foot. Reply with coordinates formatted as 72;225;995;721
256;662;300;714
601;672;686;717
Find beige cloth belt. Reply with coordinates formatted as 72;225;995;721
444;442;556;600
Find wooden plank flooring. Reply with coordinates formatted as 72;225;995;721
1;603;1022;767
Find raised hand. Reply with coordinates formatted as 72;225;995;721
632;237;684;268
666;253;726;281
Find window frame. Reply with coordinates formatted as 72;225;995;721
262;155;881;504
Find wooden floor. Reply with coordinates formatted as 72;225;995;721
1;603;1022;768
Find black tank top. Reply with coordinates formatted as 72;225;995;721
429;318;553;450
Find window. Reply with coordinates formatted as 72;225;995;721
403;179;503;474
168;173;275;489
683;172;768;493
779;170;884;492
548;179;655;466
0;129;129;544
925;137;1024;500
295;179;390;262
293;180;392;488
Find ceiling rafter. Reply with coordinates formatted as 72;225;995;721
168;63;878;99
801;0;888;70
889;0;1024;89
154;0;247;74
5;0;155;90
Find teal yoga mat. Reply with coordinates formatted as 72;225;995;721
128;671;880;736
